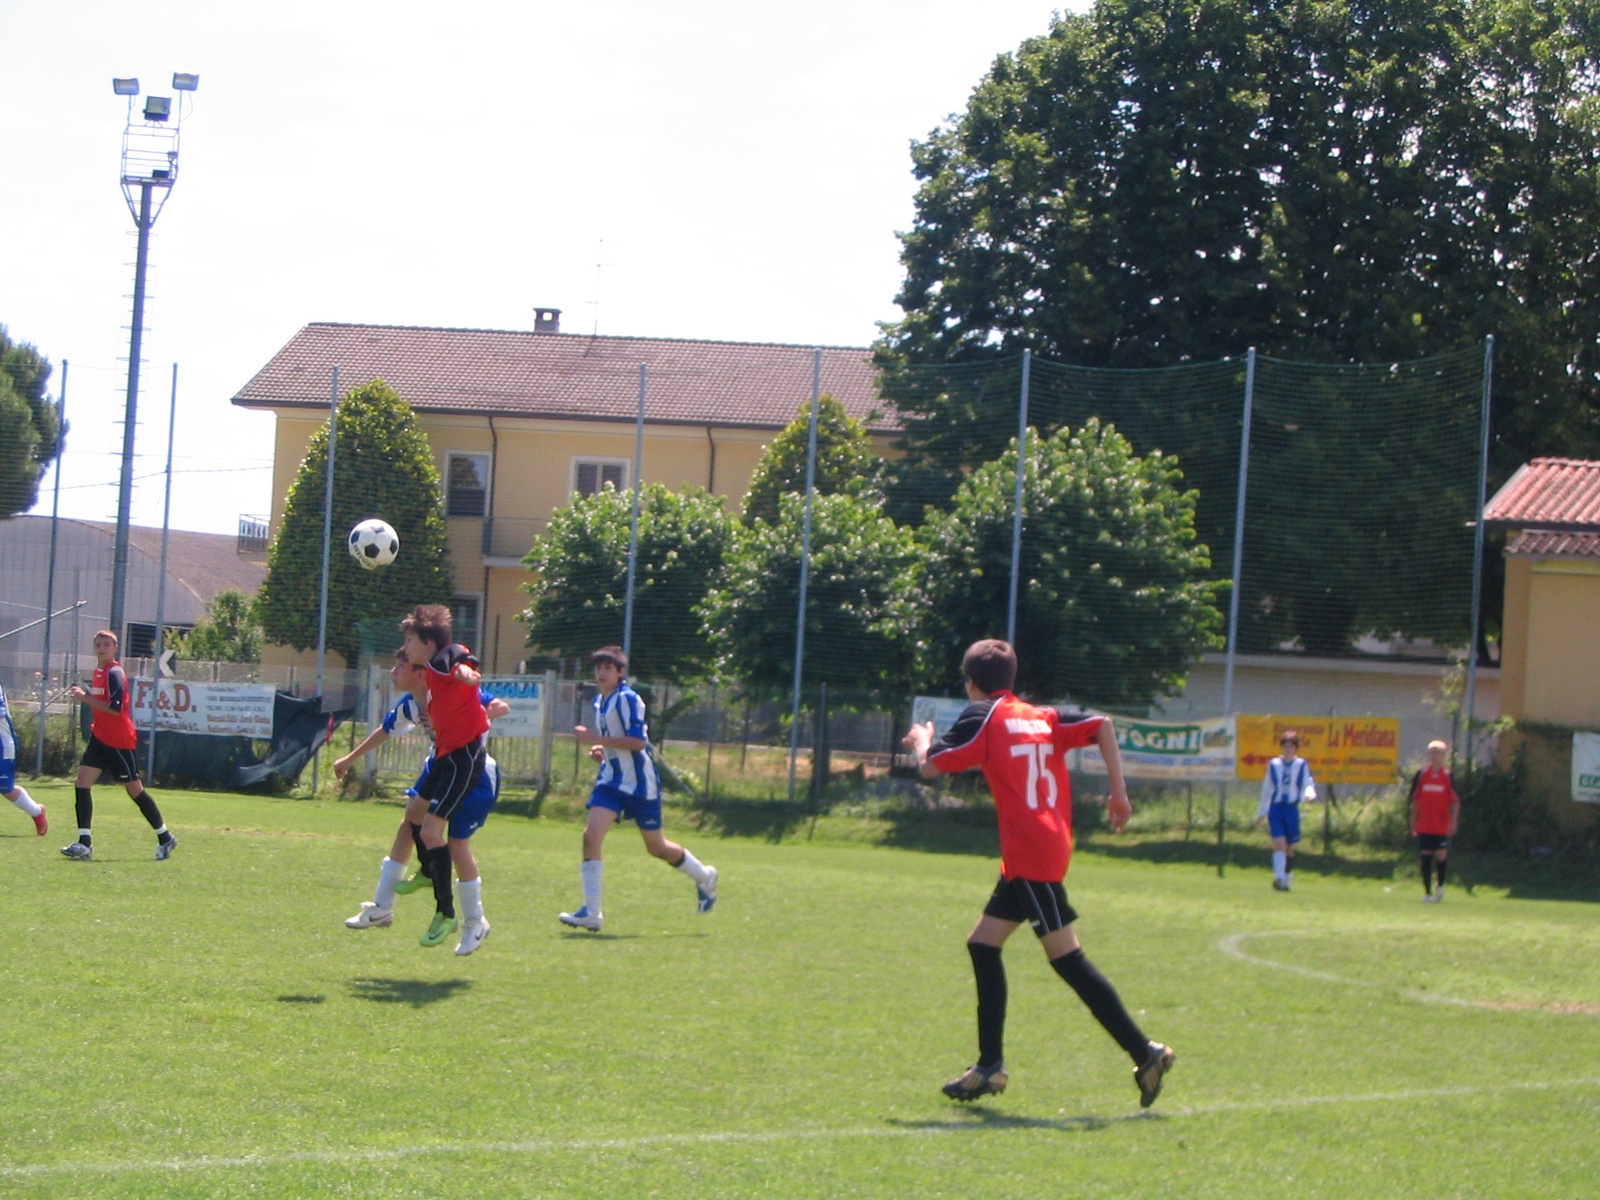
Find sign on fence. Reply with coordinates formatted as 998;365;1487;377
1077;715;1237;781
479;676;547;738
130;680;276;738
910;696;974;741
1236;714;1400;785
1572;731;1600;804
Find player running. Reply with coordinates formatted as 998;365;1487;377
557;646;717;933
62;630;176;861
902;638;1176;1108
1409;739;1461;902
0;681;48;835
1256;731;1317;891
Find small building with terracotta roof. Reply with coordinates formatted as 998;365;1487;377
232;317;890;672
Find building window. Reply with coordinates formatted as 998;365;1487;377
446;453;489;517
126;622;193;660
451;595;481;654
571;458;628;497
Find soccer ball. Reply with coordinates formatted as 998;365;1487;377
347;519;399;570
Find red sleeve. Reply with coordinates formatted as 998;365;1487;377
1054;712;1106;752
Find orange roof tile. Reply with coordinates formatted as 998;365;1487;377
1483;458;1600;531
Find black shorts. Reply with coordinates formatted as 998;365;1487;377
81;735;141;783
1417;833;1452;853
415;736;486;821
983;875;1079;937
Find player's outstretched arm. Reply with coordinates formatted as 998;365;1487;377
485;697;511;720
902;720;943;781
1094;720;1131;832
334;727;391;778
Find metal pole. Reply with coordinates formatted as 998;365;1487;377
787;349;823;806
623;364;646;659
1007;349;1031;647
311;366;339;797
1465;335;1494;768
35;361;67;777
1223;347;1257;716
146;364;178;780
110;181;154;640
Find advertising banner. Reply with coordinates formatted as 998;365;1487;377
1236;714;1401;785
129;680;276;738
1077;715;1237;781
910;696;974;742
479;676;547;739
1572;731;1600;804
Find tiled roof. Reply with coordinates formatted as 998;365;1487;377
232;323;895;432
1483;458;1600;531
1505;530;1600;559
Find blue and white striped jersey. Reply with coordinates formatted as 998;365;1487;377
0;683;16;763
381;688;495;742
1257;754;1317;818
592;682;659;800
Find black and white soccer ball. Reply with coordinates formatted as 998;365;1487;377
347;518;399;570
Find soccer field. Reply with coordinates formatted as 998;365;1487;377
3;784;1596;1199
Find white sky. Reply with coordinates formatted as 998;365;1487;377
0;0;1074;535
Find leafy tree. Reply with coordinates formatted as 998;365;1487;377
0;326;62;518
918;419;1222;707
742;394;884;525
881;0;1600;476
166;589;263;663
258;380;452;666
702;490;920;700
521;483;732;681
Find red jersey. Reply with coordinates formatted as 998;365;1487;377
89;660;139;749
423;644;490;755
929;691;1106;882
1410;765;1460;836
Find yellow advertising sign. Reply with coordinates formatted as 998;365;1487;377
1236;715;1401;785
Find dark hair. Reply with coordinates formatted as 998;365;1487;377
400;604;452;651
590;645;628;673
1279;731;1300;746
961;639;1017;695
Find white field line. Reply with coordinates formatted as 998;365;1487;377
3;1077;1599;1179
1217;928;1600;1014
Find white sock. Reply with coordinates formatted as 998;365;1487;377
459;878;484;922
674;848;711;886
581;859;603;912
10;788;43;818
1285;867;1293;885
1272;850;1286;881
375;856;406;908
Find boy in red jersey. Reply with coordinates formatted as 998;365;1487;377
1409;739;1461;902
399;605;491;947
62;630;177;861
903;639;1175;1107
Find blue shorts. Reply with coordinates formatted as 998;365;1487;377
409;756;499;840
588;782;662;831
0;757;14;794
1267;802;1301;844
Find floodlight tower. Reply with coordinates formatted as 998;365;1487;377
107;72;198;639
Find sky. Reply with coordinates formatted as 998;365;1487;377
0;0;1076;536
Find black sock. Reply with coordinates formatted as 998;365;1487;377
74;788;93;843
1051;948;1151;1064
1435;858;1449;887
1421;855;1434;892
410;823;431;878
967;942;1007;1070
425;844;454;918
131;789;167;836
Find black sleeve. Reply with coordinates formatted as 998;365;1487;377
428;644;479;673
931;701;994;755
1407;770;1422;800
1054;707;1099;729
105;666;128;712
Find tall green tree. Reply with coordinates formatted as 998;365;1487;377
702;491;920;700
0;326;62;518
258;380;452;665
881;0;1600;473
166;589;264;664
742;394;885;525
521;483;732;681
919;420;1222;707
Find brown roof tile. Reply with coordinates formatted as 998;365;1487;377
1505;530;1600;559
1483;458;1600;531
232;323;894;432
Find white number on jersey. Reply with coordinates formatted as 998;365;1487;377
1009;741;1058;809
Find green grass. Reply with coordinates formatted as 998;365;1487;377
2;781;1597;1199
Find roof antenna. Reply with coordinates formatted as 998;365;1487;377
587;237;614;337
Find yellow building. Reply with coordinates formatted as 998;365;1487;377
232;316;889;673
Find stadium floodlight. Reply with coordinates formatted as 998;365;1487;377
143;95;172;121
172;72;199;91
113;78;140;95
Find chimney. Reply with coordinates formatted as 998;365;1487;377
533;307;562;334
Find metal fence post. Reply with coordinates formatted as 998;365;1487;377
1007;349;1031;647
1464;335;1493;769
787;349;823;806
1223;347;1257;717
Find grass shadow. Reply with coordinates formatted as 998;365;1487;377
348;977;474;1007
686;798;812;843
885;1108;1128;1133
276;994;326;1004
